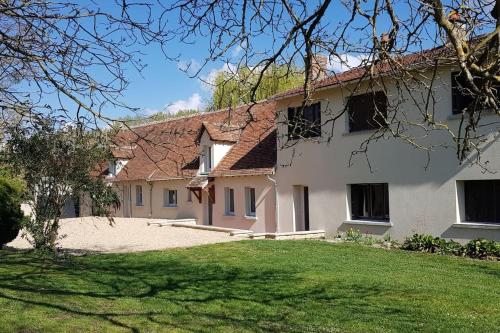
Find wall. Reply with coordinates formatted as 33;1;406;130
210;175;276;233
112;179;202;221
198;131;233;174
110;175;276;233
275;67;500;242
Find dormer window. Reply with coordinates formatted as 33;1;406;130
108;160;116;177
202;146;212;173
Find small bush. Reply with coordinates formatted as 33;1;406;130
402;234;499;260
464;239;500;259
401;234;445;253
0;178;25;246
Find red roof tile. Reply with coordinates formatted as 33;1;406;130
113;101;276;181
274;44;451;99
197;121;241;143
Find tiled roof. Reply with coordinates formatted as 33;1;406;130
274;44;451;99
113;101;276;181
186;175;209;189
198;122;241;143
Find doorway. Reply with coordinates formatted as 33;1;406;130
203;190;214;226
293;185;310;231
123;185;131;218
208;198;213;225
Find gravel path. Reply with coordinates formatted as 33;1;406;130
7;217;237;253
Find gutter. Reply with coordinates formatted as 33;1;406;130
147;180;153;218
266;169;279;234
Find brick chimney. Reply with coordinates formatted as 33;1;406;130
447;10;469;44
309;53;328;81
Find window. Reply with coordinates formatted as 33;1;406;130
187;189;192;202
224;187;235;215
135;185;143;206
202;146;212;173
288;102;321;139
163;189;177;207
452;71;500;114
350;183;389;221
463;180;500;223
245;187;256;217
347;92;387;132
108;160;116;176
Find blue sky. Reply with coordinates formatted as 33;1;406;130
112;0;440;119
37;0;478;122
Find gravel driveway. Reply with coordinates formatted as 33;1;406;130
7;217;237;253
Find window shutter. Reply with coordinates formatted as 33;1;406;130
288;107;297;139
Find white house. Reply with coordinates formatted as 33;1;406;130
79;43;500;242
273;48;500;242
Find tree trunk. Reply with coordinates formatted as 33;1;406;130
48;218;59;253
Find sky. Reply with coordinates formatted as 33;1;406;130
111;0;443;119
98;1;375;119
33;0;479;122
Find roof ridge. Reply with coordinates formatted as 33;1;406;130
126;98;272;129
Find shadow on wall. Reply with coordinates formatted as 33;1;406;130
441;226;500;242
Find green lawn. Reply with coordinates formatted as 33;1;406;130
0;241;499;333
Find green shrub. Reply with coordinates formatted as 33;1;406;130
464;239;500;259
0;178;25;245
402;234;499;260
441;240;464;256
401;234;445;253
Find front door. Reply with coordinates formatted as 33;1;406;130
304;186;310;231
123;185;131;218
208;198;213;225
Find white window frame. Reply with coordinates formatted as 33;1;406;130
224;187;235;215
245;187;257;217
163;189;177;207
135;185;143;206
202;145;213;173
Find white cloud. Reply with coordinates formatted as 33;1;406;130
199;63;237;92
327;54;367;72
164;93;203;114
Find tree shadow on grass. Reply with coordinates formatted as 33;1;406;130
0;250;419;332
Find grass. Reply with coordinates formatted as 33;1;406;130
0;240;499;333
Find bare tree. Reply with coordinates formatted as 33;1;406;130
0;0;170;129
165;0;500;163
1;1;499;169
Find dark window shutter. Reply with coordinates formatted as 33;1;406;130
348;92;387;132
288;107;297;139
452;72;476;115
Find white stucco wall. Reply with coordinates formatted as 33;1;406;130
275;66;500;242
198;131;233;174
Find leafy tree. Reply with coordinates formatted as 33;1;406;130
4;120;120;251
0;171;25;246
211;64;304;109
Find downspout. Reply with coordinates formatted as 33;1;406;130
146;170;156;218
129;183;132;217
148;181;153;218
267;170;279;233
